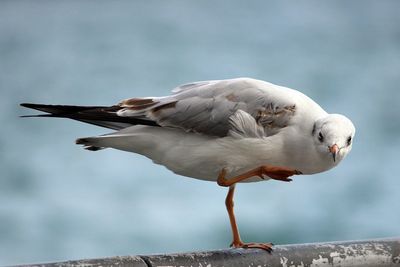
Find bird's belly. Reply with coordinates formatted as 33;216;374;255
156;137;273;183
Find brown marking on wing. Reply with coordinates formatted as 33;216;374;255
284;104;296;113
256;104;296;128
225;93;239;102
119;98;159;110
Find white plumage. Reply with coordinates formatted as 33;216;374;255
75;77;355;182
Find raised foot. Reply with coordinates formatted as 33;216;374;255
231;241;273;252
217;166;302;187
259;166;301;182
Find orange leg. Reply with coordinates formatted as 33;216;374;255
225;185;273;252
218;165;302;252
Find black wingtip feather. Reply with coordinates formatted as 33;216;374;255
20;103;38;108
20;114;57;118
20;103;108;114
20;102;161;129
20;103;55;111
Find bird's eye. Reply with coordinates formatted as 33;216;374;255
318;132;324;142
347;136;352;146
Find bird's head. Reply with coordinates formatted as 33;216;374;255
312;114;355;164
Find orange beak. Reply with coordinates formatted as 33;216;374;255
329;144;339;162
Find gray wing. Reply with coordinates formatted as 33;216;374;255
117;78;298;137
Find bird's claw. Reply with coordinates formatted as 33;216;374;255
230;241;273;252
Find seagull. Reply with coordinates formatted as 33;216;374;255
21;77;355;252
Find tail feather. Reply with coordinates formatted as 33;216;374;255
76;137;104;151
20;103;160;130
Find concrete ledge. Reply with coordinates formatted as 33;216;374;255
13;237;400;267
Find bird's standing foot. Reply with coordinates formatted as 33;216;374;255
217;167;299;254
231;240;273;252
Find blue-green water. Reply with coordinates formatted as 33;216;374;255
1;0;400;265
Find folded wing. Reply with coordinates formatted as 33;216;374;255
118;78;297;137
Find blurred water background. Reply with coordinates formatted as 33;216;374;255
1;0;399;265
